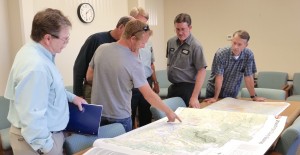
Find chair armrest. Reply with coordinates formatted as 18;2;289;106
254;80;257;88
0;133;3;153
282;84;292;91
282;116;300;139
277;116;300;153
290;84;294;95
282;84;292;98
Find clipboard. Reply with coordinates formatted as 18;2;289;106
65;102;103;135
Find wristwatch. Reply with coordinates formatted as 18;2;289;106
250;94;257;99
37;149;44;155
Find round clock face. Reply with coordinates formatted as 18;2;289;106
77;3;95;23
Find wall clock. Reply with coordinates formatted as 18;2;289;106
77;3;95;23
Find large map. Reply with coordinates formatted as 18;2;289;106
85;108;286;155
206;97;290;115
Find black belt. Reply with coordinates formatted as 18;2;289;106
51;131;62;134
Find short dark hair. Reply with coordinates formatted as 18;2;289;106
233;30;250;42
174;13;192;26
116;16;133;28
31;8;71;42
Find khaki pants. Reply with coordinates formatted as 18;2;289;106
83;84;92;103
9;126;64;155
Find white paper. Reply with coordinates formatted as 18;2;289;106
84;107;287;155
206;97;290;115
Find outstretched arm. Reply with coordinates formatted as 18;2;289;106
139;84;181;122
204;74;223;103
189;68;206;108
244;75;265;101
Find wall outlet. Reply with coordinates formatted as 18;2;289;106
226;35;232;41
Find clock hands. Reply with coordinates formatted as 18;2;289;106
78;3;94;23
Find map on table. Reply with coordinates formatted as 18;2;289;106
205;97;290;115
85;107;286;155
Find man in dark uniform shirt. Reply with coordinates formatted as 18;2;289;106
73;16;133;102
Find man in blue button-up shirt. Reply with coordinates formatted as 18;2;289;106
205;30;265;103
4;8;86;155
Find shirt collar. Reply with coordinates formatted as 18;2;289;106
229;47;246;60
33;41;55;63
176;34;192;46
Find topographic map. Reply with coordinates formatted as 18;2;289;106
86;107;286;155
206;97;290;115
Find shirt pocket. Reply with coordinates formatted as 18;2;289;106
175;53;190;69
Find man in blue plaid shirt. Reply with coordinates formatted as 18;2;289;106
205;30;265;103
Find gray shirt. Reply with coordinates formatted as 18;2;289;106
89;42;147;119
139;42;154;78
166;34;207;83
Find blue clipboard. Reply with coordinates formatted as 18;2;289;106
65;102;103;135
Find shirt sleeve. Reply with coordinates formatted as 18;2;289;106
66;91;76;102
212;51;224;75
244;52;257;76
132;61;148;88
14;70;53;153
73;37;101;96
192;44;207;70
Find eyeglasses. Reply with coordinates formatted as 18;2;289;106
131;25;150;36
50;34;70;43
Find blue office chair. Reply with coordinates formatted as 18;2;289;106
156;69;172;99
256;71;291;98
63;123;125;155
200;70;211;99
0;96;12;155
65;85;73;93
150;97;186;121
287;73;300;101
275;116;300;155
241;88;286;100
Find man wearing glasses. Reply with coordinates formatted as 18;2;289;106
4;8;86;155
86;20;181;132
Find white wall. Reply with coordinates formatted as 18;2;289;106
0;0;166;96
0;0;10;95
32;0;128;86
0;0;128;95
2;0;300;95
145;0;166;70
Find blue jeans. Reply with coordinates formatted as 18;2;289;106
100;116;132;132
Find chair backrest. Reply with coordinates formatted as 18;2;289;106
200;70;211;99
64;123;125;155
275;116;300;155
257;71;288;89
98;123;126;138
150;97;186;120
65;85;73;93
292;73;300;95
0;96;10;129
156;69;172;88
202;70;211;88
241;88;286;100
